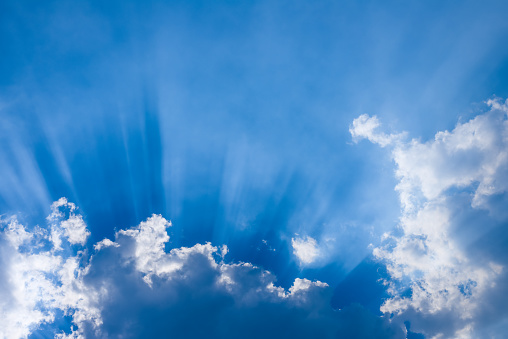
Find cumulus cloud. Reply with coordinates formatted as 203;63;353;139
291;235;321;265
47;197;90;249
0;199;405;339
352;98;508;338
0;203;99;339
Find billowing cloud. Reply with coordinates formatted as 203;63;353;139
48;198;90;249
352;98;508;338
0;200;405;339
0;200;99;339
291;235;321;265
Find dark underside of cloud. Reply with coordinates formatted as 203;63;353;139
83;246;403;339
0;204;405;339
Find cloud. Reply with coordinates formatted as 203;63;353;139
352;98;508;338
48;197;90;249
0;199;405;339
0;205;100;339
350;114;405;147
291;235;321;265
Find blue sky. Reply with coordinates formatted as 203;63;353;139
1;1;508;338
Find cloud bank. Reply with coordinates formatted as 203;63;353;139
351;98;508;338
0;200;403;338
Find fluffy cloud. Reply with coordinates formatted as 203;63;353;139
0;200;404;339
291;236;321;265
0;200;99;339
48;198;90;249
352;98;508;338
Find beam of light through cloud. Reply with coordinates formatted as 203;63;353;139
351;98;508;338
2;1;508;338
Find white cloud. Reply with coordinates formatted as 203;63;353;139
291;236;320;265
353;98;508;338
350;114;405;147
93;238;119;251
0;211;100;339
116;214;172;285
289;278;328;294
47;197;90;250
1;200;404;339
60;215;89;246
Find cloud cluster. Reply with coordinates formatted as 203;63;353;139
0;200;404;338
351;98;508;338
0;198;100;339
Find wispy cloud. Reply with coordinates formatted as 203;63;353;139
350;114;406;148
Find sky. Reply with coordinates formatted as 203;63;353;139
1;0;508;338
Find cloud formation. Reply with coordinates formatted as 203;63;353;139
291;235;321;265
350;114;406;148
352;98;508;338
0;199;99;339
0;200;404;338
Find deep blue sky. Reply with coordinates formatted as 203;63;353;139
2;1;508;337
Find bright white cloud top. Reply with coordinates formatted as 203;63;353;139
0;199;401;338
0;199;100;339
291;236;321;265
351;98;508;338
